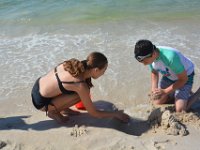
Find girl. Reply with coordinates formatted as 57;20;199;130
31;52;129;123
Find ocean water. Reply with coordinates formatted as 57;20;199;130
0;0;200;112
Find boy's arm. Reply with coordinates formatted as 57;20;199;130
163;52;187;94
151;69;159;92
163;70;188;94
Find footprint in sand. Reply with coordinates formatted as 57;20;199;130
153;139;171;150
0;140;25;150
153;139;178;150
0;140;7;149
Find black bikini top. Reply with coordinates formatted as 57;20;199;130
54;67;85;95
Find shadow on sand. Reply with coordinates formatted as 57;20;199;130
0;100;151;136
190;99;200;115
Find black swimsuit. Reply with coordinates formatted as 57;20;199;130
31;77;52;112
54;67;85;94
31;66;85;114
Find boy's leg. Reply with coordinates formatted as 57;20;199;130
175;99;187;112
175;84;192;112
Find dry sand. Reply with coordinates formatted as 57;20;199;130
1;99;200;150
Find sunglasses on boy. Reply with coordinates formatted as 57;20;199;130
135;53;153;62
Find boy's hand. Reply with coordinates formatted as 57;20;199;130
151;88;166;100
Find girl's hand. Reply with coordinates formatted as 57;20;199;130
114;110;130;123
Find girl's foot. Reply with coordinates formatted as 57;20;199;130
48;110;69;123
61;108;80;116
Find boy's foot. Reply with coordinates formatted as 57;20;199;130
187;87;200;111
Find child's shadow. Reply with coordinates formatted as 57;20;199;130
66;100;150;136
0;100;150;136
0;115;62;131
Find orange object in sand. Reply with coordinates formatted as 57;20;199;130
75;101;86;110
75;94;91;110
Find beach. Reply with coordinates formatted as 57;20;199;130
1;100;200;150
1;0;200;149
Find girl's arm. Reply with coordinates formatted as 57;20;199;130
76;83;130;122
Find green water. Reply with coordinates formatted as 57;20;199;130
0;0;200;103
0;0;200;25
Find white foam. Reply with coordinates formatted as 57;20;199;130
0;22;200;104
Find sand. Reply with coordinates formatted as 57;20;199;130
1;99;200;150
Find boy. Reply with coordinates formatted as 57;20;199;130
134;39;194;112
